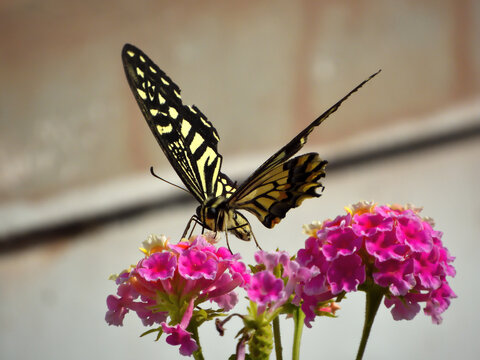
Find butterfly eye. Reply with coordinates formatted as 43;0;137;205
195;205;203;219
206;207;217;220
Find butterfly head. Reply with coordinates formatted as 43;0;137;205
196;196;229;232
196;196;253;242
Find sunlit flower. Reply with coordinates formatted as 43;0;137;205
297;202;456;326
105;234;249;356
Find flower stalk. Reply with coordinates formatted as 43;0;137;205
292;307;305;360
189;324;205;360
356;283;384;360
272;316;283;360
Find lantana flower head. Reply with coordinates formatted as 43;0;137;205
105;233;250;357
229;250;337;360
247;250;315;314
297;202;456;326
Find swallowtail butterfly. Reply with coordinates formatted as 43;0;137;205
122;44;379;244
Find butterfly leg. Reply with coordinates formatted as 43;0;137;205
189;219;199;238
250;229;261;250
225;229;233;253
222;217;233;254
182;215;203;239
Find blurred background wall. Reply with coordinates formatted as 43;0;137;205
1;0;479;359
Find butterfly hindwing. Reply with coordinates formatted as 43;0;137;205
122;44;230;201
231;153;327;228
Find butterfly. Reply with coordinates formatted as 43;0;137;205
122;43;379;245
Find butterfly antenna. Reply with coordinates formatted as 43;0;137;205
150;166;190;194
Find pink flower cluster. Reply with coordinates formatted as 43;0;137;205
105;234;250;356
297;202;456;326
246;251;314;314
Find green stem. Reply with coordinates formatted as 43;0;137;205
190;325;205;360
272;316;283;360
292;307;305;360
356;286;384;360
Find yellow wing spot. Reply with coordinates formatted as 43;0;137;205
306;161;319;172
148;91;155;101
189;133;204;153
296;156;308;166
181;119;192;137
161;112;167;116
158;94;166;104
147;80;151;87
269;190;288;200
188;106;197;114
137;88;147;100
126;50;134;57
136;67;144;78
302;183;319;191
197;147;220;192
215;181;224;196
276;184;292;190
168;107;178;119
150;109;159;116
139;55;146;63
174;90;181;99
149;66;157;73
161;78;169;85
258;197;275;209
200;117;211;128
156;124;173;134
252;183;274;195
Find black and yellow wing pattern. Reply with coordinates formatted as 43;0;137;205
122;43;379;242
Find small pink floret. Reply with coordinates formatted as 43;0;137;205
178;249;217;280
247;271;284;306
161;323;198;356
137;252;176;281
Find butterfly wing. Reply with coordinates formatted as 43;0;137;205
122;44;231;201
230;153;327;228
229;71;380;226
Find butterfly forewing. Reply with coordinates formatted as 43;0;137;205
122;44;230;201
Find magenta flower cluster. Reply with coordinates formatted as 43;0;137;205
296;202;456;326
105;234;250;356
246;251;315;314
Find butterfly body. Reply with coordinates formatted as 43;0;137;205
196;196;253;241
122;43;379;242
